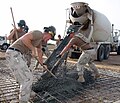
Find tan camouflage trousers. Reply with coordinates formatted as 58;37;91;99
6;50;33;102
77;49;99;76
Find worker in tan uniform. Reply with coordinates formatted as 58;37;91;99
57;2;100;83
6;26;56;103
7;20;32;67
57;25;99;83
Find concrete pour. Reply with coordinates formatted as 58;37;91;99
32;68;95;103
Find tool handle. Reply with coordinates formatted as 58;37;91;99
34;57;57;79
41;64;57;79
10;7;18;39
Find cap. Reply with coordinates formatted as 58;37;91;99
44;26;56;40
17;20;26;28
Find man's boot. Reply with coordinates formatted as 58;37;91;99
77;75;85;83
95;73;100;79
91;72;100;80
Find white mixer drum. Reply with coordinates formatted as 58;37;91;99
92;10;112;42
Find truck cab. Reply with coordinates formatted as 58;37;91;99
0;36;10;50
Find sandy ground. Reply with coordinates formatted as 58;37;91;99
1;46;120;72
66;52;120;73
0;51;120;103
31;51;120;103
95;52;120;72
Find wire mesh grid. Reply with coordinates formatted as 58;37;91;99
0;58;120;103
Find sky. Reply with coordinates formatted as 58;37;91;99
0;0;120;39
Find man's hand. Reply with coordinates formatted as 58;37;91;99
69;33;74;38
56;54;62;58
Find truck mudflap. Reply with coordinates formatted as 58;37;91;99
117;46;120;55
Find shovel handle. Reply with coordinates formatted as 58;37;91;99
10;7;18;39
34;57;57;79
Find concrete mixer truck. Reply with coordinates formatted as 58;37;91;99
65;2;119;61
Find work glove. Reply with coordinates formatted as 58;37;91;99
56;54;62;58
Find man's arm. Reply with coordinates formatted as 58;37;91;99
7;29;16;40
60;42;72;56
37;47;43;65
59;38;75;56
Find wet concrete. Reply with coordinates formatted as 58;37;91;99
32;68;95;103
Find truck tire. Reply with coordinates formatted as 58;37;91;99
104;45;110;59
1;43;9;50
117;46;120;55
97;45;105;61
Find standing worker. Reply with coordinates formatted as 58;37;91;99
7;20;27;43
7;20;32;67
6;26;56;103
56;34;62;46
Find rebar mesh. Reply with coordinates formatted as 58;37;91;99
0;58;120;103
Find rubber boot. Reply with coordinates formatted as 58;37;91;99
91;73;100;80
95;73;100;79
77;75;85;83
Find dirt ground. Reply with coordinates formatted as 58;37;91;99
0;51;120;103
0;49;120;72
95;52;120;72
66;52;120;72
31;52;120;103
